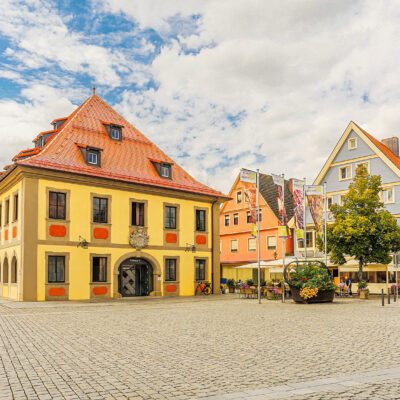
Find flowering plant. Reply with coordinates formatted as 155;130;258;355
300;287;319;299
390;284;400;294
290;262;336;298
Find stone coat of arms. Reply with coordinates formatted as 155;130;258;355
129;227;149;250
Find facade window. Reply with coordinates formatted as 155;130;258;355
237;191;242;203
131;202;145;226
196;209;206;231
257;209;262;222
339;194;346;206
382;187;394;204
348;138;357;150
224;214;230;226
165;258;177;281
246;211;251;223
297;238;304;249
13;194;18;221
306;232;313;248
93;197;108;223
233;213;239;225
48;256;65;283
5;199;9;225
49;192;66;219
92;257;107;282
339;166;351;180
0;204;2;226
267;236;276;250
165;206;177;229
110;125;122;141
195;259;206;281
248;237;256;251
327;196;333;210
87;151;99;165
160;163;171;178
230;239;238;252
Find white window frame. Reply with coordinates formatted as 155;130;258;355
224;214;230;226
87;151;98;165
339;165;352;181
339;194;347;206
248;237;256;251
110;126;121;140
381;187;395;204
267;236;276;250
348;138;357;150
230;239;238;252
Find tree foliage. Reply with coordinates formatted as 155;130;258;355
318;165;400;280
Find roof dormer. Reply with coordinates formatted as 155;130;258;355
103;122;123;142
77;144;103;167
51;118;67;130
150;159;173;179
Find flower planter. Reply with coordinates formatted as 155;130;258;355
228;287;235;293
290;285;335;304
359;289;369;299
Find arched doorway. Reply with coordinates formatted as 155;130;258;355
118;258;153;297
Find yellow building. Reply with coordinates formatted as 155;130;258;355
0;90;228;301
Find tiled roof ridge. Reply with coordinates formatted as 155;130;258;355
353;122;400;171
18;94;94;165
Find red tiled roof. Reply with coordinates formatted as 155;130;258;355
16;94;228;199
14;147;40;159
354;123;400;170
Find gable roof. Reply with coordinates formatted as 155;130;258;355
220;171;294;222
314;121;400;185
5;93;228;199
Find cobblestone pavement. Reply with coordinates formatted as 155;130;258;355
0;296;399;400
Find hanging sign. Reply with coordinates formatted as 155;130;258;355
251;223;257;238
272;173;287;225
240;169;257;183
292;179;305;232
278;226;288;239
306;185;324;232
244;187;257;224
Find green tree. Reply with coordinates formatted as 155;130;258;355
318;165;400;281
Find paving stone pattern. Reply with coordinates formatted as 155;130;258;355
0;296;399;399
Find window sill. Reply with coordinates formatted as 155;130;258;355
164;280;179;283
90;281;110;285
46;218;70;222
45;282;69;285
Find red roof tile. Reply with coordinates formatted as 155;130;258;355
16;94;228;199
354;122;400;170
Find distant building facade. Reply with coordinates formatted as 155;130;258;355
304;121;400;292
220;173;294;282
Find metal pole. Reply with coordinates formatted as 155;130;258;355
303;178;307;262
382;288;384;306
396;253;399;304
324;182;328;267
388;287;391;304
257;169;261;304
282;173;285;303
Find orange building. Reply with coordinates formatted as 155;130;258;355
220;173;294;282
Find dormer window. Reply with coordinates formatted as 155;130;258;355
110;125;122;141
84;147;101;167
103;123;123;141
160;163;171;178
87;151;98;165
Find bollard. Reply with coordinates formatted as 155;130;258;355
388;288;391;305
395;288;397;303
382;289;384;306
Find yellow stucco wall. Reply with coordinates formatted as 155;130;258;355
36;178;214;300
0;179;23;300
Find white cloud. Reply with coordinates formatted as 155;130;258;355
106;0;400;193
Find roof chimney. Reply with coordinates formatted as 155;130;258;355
382;137;399;157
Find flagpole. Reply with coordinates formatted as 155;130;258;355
282;173;286;303
303;177;307;262
257;169;261;304
324;182;328;267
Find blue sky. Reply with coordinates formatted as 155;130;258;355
1;0;400;193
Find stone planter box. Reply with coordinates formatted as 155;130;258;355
359;289;369;299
